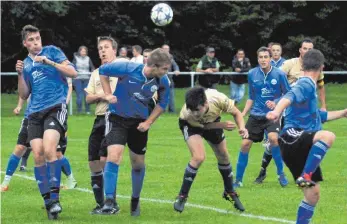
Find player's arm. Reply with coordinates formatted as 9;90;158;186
13;96;25;115
242;71;254;116
85;71;106;104
16;60;30;100
326;109;347;121
66;78;73;104
317;76;326;111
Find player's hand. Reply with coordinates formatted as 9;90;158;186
343;109;347;118
266;111;280;122
16;60;24;75
266;100;276;110
174;71;180;76
221;121;236;131
13;106;22;115
137;121;151;132
238;128;249;139
241;111;246;117
104;94;117;104
34;56;48;63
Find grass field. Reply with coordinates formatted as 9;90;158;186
1;84;347;224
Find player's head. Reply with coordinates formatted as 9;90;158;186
271;43;282;60
21;25;42;55
302;49;325;73
185;87;208;118
97;36;118;64
162;44;170;53
257;46;271;70
78;46;88;57
132;45;142;57
143;48;152;64
146;48;171;78
119;47;128;57
299;38;314;58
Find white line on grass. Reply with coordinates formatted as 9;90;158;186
1;172;295;224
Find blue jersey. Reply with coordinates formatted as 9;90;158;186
248;66;290;117
271;57;286;68
99;62;170;119
23;45;72;115
282;77;327;132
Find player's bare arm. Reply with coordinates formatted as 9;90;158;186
16;60;30;100
326;109;347;121
13;97;25;115
99;75;117;104
230;106;249;138
34;56;77;78
266;98;291;122
137;105;164;132
241;99;253;116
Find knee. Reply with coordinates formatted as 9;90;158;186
107;148;123;164
191;153;205;167
14;145;27;157
241;142;251;153
268;135;278;146
315;131;336;147
305;190;320;205
89;161;103;173
32;150;45;166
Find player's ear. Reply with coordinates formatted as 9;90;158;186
22;40;26;47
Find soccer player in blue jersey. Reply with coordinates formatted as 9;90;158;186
99;48;171;216
234;47;290;188
267;49;347;224
16;25;77;219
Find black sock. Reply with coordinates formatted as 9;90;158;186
91;171;104;206
261;152;273;170
179;163;198;197
218;163;234;193
131;197;139;211
21;148;31;167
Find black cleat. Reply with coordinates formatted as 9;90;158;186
223;191;245;212
173;195;187;213
46;209;58;220
254;168;267;184
19;165;27;172
101;198;120;215
296;174;316;188
130;197;140;216
90;204;104;215
46;200;62;220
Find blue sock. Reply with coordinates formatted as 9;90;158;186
104;161;119;200
296;201;315;224
302;141;329;176
236;151;249;182
5;154;21;176
47;160;62;200
34;165;50;205
131;167;146;198
271;145;284;175
60;156;72;176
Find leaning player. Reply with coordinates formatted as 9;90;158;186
17;24;77;219
99;48;171;216
173;87;248;213
267;49;346;224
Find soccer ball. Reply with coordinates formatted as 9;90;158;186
150;3;173;26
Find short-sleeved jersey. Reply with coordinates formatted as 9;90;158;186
270;57;286;68
280;57;324;85
179;89;236;128
248;66;291;117
99;61;170;119
23;45;74;115
282;77;327;132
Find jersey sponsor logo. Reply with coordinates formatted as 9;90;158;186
32;69;45;83
129;80;137;84
133;92;145;100
151;85;158;92
271;79;277;85
261;87;273;97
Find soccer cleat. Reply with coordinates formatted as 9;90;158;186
173;195;187;213
278;173;289;187
296;174;316;188
90;204;104;215
223;191;245;212
46;208;58;220
1;185;9;192
233;180;243;189
130;197;140;216
46;200;62;220
254;169;267;184
65;175;77;189
19;165;27;172
101;198;120;215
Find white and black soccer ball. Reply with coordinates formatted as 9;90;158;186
150;3;173;26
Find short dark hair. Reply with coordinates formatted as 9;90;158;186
271;42;282;48
21;25;39;41
302;49;325;71
300;38;313;48
185;87;207;111
132;45;143;54
237;49;245;53
97;36;118;50
146;48;171;67
257;46;271;56
143;48;152;54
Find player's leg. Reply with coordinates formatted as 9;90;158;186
255;130;272;184
57;134;77;189
20;147;31;171
296;184;320;224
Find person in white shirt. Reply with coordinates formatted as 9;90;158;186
130;45;144;64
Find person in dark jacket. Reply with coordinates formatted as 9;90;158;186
196;47;221;89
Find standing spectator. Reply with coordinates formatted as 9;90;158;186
196;47;221;89
270;43;286;68
143;48;152;64
72;45;95;114
118;47;129;60
130;45;144;63
230;49;251;104
162;44;180;113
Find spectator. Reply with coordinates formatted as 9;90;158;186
230;49;251;104
130;45;144;63
162;44;180;113
118;47;129;60
143;48;152;64
72;45;95;114
196;47;221;89
270;43;286;68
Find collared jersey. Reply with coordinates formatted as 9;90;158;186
271;57;286;68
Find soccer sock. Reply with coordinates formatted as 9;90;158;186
34;165;50;205
104;161;119;200
236;151;249;182
260;151;273;171
47;160;62;201
91;171;104;206
179;163;198;197
60;156;72;177
302;141;329;176
296;201;315;224
21;149;31;167
218;163;234;193
131;167;146;198
271;145;284;175
3;154;21;185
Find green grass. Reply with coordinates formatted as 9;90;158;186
1;84;347;224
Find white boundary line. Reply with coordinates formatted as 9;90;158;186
1;172;295;224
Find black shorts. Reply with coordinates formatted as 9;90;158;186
279;128;323;182
88;115;108;161
17;118;30;147
28;104;68;142
105;114;148;155
178;118;225;145
246;115;280;143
